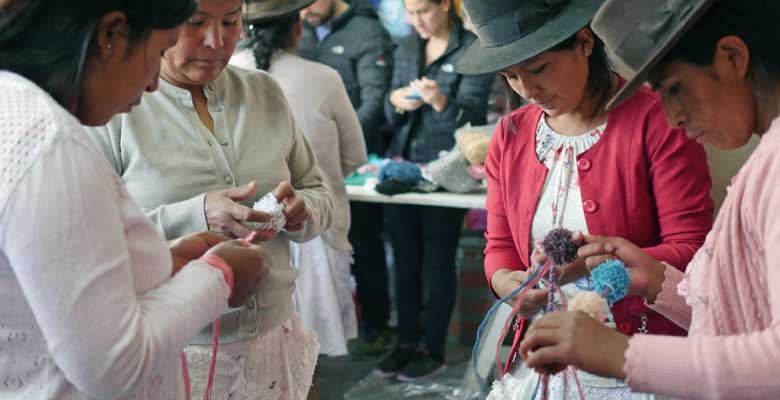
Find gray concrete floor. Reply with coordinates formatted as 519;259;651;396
316;343;487;400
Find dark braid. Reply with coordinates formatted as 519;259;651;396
243;13;298;71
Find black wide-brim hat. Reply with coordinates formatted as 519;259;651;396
243;0;315;24
456;0;604;75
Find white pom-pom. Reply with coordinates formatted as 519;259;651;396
250;193;287;233
568;292;608;322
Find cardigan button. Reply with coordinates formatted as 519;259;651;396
583;199;599;213
577;158;592;171
618;322;633;334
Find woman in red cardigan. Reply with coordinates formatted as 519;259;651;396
456;0;714;398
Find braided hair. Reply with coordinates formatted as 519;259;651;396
243;13;298;71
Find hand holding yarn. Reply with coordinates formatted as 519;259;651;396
578;235;668;301
170;231;232;276
389;86;424;111
254;181;309;233
205;239;269;308
204;181;275;239
532;230;589;285
520;311;631;380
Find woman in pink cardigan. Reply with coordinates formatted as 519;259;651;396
456;0;714;397
520;1;780;399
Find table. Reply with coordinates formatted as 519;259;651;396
346;184;486;209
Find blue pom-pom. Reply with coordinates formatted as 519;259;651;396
591;260;630;305
378;160;422;184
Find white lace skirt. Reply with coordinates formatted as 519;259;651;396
290;237;358;356
487;363;664;400
185;313;319;400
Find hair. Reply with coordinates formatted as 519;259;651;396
502;26;613;117
431;0;462;28
659;1;780;104
242;13;299;71
0;0;196;108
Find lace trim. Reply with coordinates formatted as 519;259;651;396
186;314;319;399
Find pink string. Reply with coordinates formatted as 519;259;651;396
494;261;552;379
180;229;258;399
203;319;221;400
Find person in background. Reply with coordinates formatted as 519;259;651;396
0;0;267;398
232;0;368;358
456;0;714;397
299;0;396;356
520;1;780;399
379;0;493;381
86;0;333;398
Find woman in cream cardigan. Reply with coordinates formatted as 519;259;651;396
231;0;368;357
86;0;333;398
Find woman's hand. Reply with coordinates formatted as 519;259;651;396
389;86;424;112
520;311;629;379
271;181;308;232
577;235;667;302
206;240;270;308
170;231;231;275
410;77;448;112
490;268;548;318
531;231;589;285
204;181;274;240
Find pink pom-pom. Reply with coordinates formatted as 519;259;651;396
568;292;607;322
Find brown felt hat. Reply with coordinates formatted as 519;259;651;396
243;0;315;24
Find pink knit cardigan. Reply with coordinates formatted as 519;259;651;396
626;118;780;399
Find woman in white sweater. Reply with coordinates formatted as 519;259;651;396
0;0;267;399
231;0;368;357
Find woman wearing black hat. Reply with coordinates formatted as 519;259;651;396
456;0;714;398
520;1;780;398
0;0;267;398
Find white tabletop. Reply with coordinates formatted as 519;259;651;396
346;184;486;209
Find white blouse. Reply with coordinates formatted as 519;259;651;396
0;72;229;399
530;115;605;247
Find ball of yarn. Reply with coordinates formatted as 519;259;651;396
250;193;287;233
377;160;422;184
463;137;491;165
591;259;631;305
568;292;608;322
542;228;578;266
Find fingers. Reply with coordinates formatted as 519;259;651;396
530;247;549;267
584;254;614;270
571;230;586;246
271;181;295;202
518;289;548;317
223;181;257;201
225;220;252;239
577;240;615;259
282;197;308;231
230;204;271;224
195;231;232;247
246;230;275;243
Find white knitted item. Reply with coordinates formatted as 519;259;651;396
251;193;287;233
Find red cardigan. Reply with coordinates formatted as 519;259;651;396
484;85;714;336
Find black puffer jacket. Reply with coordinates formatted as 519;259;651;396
384;25;494;163
298;0;394;154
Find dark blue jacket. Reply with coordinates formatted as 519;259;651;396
298;0;394;154
384;25;494;163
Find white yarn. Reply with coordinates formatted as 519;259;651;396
250;193;287;233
